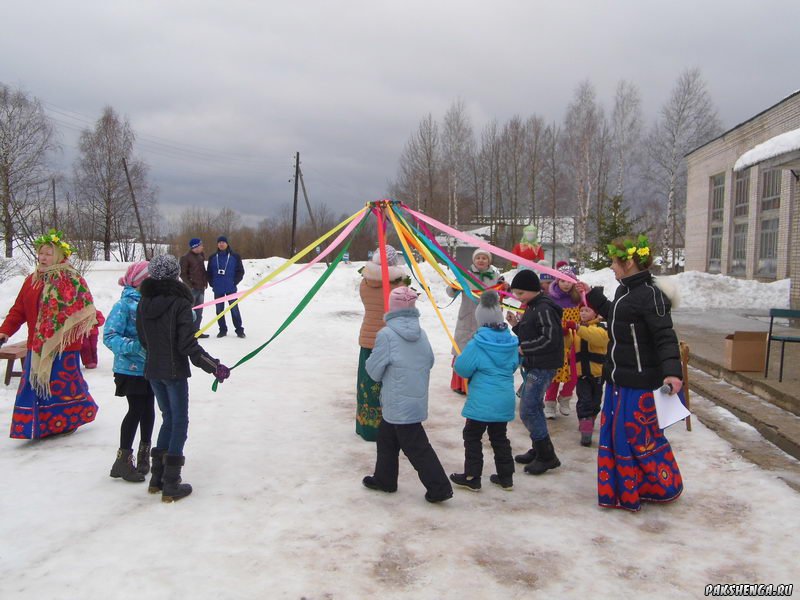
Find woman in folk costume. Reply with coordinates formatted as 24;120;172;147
446;249;505;395
356;245;409;441
0;230;99;440
542;263;581;418
510;225;545;268
580;235;684;512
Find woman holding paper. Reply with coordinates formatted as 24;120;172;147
578;235;684;512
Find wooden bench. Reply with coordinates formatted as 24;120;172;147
0;341;27;385
0;342;28;385
764;308;800;382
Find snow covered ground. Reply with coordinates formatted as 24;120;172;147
0;260;797;599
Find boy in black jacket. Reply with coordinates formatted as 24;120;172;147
505;270;563;475
137;254;230;502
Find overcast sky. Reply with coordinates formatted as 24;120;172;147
2;1;797;224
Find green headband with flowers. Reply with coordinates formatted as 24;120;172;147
607;234;650;263
34;229;76;258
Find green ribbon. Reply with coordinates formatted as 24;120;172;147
212;215;368;392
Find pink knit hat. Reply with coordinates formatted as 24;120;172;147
388;286;419;312
119;261;150;288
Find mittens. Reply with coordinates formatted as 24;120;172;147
215;363;231;382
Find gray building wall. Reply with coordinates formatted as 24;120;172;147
685;92;799;308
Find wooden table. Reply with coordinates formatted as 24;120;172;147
0;342;27;385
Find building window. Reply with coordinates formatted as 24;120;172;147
761;169;781;211
757;218;779;278
708;225;722;273
733;170;750;217
730;223;747;276
710;173;725;222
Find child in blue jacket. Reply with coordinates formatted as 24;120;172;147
450;290;519;491
103;261;154;482
362;287;453;503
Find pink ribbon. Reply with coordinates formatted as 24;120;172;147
192;210;368;310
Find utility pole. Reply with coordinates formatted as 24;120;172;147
51;178;58;228
290;152;300;257
121;157;151;260
298;166;328;266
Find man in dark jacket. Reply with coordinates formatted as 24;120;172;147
179;237;209;338
505;269;563;476
206;235;246;338
136;254;230;502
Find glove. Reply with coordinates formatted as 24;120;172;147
215;363;231;382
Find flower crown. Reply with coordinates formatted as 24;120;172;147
34;229;76;258
607;234;650;263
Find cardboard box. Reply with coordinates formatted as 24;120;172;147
724;331;768;372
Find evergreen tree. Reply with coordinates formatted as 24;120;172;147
588;194;642;270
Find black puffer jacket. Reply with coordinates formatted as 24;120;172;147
587;269;681;390
512;293;564;370
136;278;219;380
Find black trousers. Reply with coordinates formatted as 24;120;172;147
373;420;452;499
575;376;604;420
462;419;514;478
120;392;156;450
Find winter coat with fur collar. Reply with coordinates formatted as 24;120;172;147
586;269;681;390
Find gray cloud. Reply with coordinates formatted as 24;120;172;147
3;0;797;221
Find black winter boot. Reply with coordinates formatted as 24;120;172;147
514;446;537;464
148;448;166;494
524;437;561;475
162;454;192;503
110;449;145;482
136;441;151;476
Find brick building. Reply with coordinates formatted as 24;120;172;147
685;91;800;309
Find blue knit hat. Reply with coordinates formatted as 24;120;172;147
217;235;228;244
189;238;202;249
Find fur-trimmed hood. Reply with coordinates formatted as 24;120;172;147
138;278;193;319
652;275;680;309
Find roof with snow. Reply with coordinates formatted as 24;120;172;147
733;127;800;172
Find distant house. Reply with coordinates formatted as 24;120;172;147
685;91;800;308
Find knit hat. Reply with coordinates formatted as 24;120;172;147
556;260;568;269
118;261;150;288
510;269;541;292
388;286;418;311
372;245;398;266
148;254;180;281
472;248;492;263
189;238;202;249
558;264;577;280
538;261;555;282
475;290;504;327
217;236;228;244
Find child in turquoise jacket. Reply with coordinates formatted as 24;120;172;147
450;290;519;490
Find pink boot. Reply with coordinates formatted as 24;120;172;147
579;418;594;447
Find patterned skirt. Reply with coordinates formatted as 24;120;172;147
597;384;683;511
9;351;98;440
553;307;580;383
356;347;382;441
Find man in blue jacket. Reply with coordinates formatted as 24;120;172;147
206;235;246;338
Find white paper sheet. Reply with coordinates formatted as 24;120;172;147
653;387;691;429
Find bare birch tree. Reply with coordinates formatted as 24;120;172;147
73;106;157;260
611;80;643;199
563;80;604;263
646;68;722;271
0;83;56;257
441;99;474;234
524;115;546;221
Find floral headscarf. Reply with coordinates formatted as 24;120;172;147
30;239;96;397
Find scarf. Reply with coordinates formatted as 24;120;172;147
30;262;97;397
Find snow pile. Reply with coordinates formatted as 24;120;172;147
575;268;789;310
734;127;800;171
0;258;798;598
